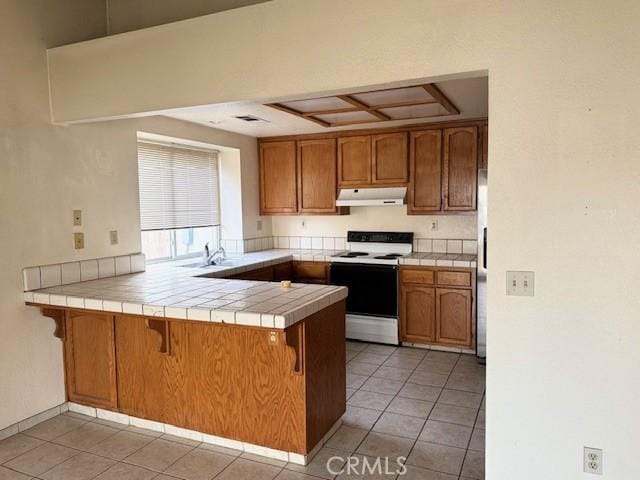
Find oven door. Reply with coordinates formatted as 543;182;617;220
329;263;398;318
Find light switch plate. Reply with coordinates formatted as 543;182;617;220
73;232;85;249
109;230;119;245
506;271;535;296
73;210;82;226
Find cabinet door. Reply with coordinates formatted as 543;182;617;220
260;141;297;214
292;261;329;284
337;136;371;186
372;132;408;185
408;129;443;213
115;316;169;421
400;285;436;343
436;288;472;347
297;139;338;213
443;127;478;211
65;311;117;409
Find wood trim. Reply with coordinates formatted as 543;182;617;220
265;103;330;128
422;84;460;115
337;95;390;121
259;118;487;142
40;307;66;339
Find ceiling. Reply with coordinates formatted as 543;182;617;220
164;76;488;138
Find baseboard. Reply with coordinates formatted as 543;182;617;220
0;402;68;441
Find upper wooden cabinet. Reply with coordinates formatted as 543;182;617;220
337;136;371;186
371;132;408;185
260;141;297;214
65;311;117;409
408;129;442;214
443;127;478;211
337;133;408;187
298;139;338;213
260;120;485;216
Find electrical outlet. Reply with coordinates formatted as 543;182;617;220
301;220;306;228
73;232;85;249
506;271;535;296
73;210;82;226
430;220;438;231
584;447;603;475
109;230;119;245
256;220;263;232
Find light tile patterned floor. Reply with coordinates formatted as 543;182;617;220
0;341;485;479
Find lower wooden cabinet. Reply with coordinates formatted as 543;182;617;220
64;311;117;409
292;261;329;284
400;267;474;348
400;285;436;343
436;288;472;346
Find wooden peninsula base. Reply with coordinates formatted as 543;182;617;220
37;301;346;460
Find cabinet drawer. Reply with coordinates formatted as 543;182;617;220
401;268;435;285
436;270;472;287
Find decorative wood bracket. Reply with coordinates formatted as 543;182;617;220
145;318;171;355
40;307;65;339
284;322;305;375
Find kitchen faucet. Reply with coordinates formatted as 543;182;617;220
204;242;226;265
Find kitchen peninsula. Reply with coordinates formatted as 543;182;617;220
24;251;348;465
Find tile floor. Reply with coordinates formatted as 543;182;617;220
0;341;485;480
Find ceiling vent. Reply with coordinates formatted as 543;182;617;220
234;115;269;123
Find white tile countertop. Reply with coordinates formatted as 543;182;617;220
24;250;347;329
399;252;477;268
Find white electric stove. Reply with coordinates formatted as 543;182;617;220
329;231;413;345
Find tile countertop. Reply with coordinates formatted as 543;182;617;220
24;249;347;329
399;252;477;268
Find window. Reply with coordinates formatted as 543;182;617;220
137;141;220;262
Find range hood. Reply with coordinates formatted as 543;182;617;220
336;187;407;207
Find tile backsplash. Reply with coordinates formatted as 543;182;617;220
22;253;146;292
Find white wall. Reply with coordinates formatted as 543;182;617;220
44;1;640;478
106;0;270;34
272;209;476;239
0;0;265;430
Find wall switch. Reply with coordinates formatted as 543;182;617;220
73;232;85;249
109;230;119;245
73;210;82;226
506;271;535;296
256;220;263;232
584;447;603;475
430;220;438;231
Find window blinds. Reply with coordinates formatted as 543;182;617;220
137;141;220;231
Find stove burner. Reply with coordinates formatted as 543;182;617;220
340;252;369;258
373;253;403;259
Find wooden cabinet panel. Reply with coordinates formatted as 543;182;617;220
443;127;477;211
337;136;371;186
292;261;329;284
297;139;338;213
401;268;435;285
436;288;472;347
401;285;436;343
260;141;297;214
65;311;117;409
230;266;274;281
408;130;442;213
115;315;168;421
372;132;408;185
436;270;472;288
273;262;293;282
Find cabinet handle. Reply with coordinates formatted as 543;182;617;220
285;322;304;375
145;318;170;355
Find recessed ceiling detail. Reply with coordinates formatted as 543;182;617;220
265;83;459;128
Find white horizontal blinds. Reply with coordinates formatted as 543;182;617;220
138;141;220;231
